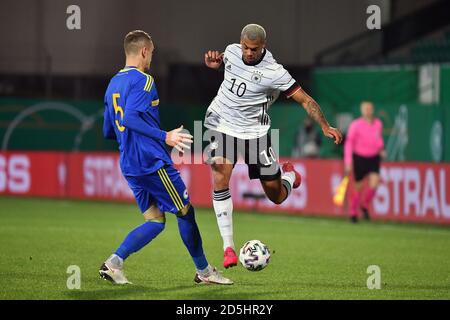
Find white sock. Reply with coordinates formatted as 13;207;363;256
106;254;123;269
197;264;213;277
281;171;295;197
213;189;234;251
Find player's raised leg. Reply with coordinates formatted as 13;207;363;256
249;135;301;205
258;162;301;205
210;160;238;269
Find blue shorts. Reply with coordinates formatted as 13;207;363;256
126;165;190;214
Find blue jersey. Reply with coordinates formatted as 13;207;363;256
103;67;172;176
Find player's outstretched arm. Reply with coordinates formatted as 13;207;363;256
123;108;167;142
204;50;224;70
123;109;193;153
291;88;343;145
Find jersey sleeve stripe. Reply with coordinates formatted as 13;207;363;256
149;76;154;91
143;75;150;91
144;76;154;92
284;83;301;98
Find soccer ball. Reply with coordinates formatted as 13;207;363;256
239;240;271;271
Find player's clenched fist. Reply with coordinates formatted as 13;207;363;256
165;125;193;153
204;50;224;69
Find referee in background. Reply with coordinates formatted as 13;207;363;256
344;101;385;223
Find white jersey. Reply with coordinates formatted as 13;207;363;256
204;43;300;139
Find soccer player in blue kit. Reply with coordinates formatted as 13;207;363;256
99;30;233;285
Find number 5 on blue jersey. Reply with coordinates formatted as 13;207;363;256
112;93;125;132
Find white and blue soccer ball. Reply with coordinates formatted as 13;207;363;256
239;240;271;271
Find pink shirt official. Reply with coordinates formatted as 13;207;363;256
344;117;384;166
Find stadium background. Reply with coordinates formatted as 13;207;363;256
1;0;450;300
1;0;449;224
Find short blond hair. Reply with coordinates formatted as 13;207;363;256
241;24;266;42
124;30;152;55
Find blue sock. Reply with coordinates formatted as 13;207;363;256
114;221;165;260
177;205;208;270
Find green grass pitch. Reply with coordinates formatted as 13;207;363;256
1;197;449;300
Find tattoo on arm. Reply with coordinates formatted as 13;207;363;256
304;99;329;128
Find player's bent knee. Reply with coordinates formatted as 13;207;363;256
267;194;284;205
260;179;285;204
143;205;166;223
211;163;233;189
272;197;284;205
176;203;192;217
147;216;166;225
263;185;284;204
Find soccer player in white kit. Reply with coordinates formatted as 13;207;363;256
204;24;343;268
